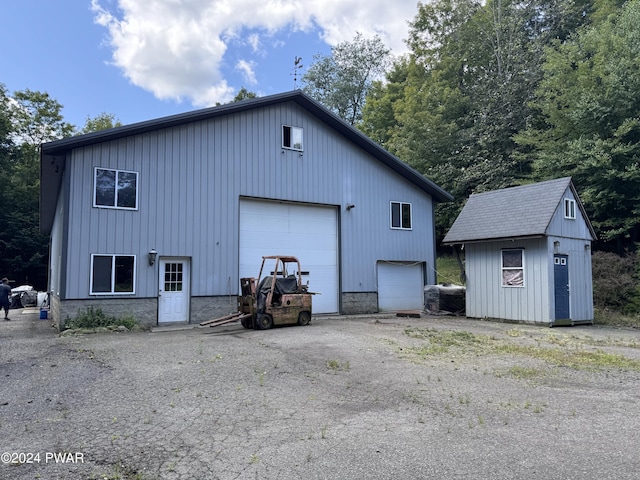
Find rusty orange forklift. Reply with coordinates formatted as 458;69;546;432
200;256;314;330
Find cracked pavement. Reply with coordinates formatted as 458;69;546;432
1;309;640;479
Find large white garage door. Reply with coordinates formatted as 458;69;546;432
239;199;339;313
377;261;424;311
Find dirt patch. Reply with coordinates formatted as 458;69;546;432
2;310;640;479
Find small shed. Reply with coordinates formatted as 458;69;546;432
443;177;596;326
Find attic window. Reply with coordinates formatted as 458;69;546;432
283;125;303;151
564;198;576;219
390;201;412;230
502;249;524;287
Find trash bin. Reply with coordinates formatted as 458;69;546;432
39;309;48;320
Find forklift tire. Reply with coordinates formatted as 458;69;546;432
256;314;273;330
241;317;253;329
297;311;311;326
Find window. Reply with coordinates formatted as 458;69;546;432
94;168;138;209
564;198;576;219
164;262;183;292
502;249;524;287
91;255;136;294
390;201;412;230
282;125;303;151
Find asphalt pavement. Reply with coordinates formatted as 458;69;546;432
1;308;640;480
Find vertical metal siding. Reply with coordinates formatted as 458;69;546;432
546;187;594;240
63;101;436;299
547;236;594;322
466;239;550;322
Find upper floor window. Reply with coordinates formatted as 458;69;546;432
94;168;138;210
283;125;303;151
390;201;412;230
564;198;576;219
502;249;524;287
91;254;136;295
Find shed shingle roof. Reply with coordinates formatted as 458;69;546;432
443;177;594;244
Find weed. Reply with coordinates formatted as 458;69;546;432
507;366;543;379
326;360;350;372
65;307;138;331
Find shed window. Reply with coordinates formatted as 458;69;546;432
564;198;576;219
94;168;138;210
282;125;303;151
91;254;136;294
502;249;524;287
390;202;412;230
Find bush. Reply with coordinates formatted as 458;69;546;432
591;250;640;314
65;306;138;330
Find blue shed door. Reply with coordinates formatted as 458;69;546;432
554;255;570;320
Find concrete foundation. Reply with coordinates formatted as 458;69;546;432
341;292;378;315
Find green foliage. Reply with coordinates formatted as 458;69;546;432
0;85;73;289
80;112;122;134
591;250;640;314
65;306;138;331
232;87;258;102
518;0;640;249
303;32;390;125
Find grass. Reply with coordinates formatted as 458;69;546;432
594;308;640;329
399;327;640;372
326;359;350;372
436;255;464;285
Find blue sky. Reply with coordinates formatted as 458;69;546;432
1;1;416;130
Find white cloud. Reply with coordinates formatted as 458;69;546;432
91;0;416;107
235;60;257;85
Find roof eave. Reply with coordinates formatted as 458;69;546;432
443;234;547;245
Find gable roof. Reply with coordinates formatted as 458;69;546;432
443;177;596;244
40;90;452;233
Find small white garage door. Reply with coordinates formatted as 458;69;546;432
239;199;339;313
377;261;424;311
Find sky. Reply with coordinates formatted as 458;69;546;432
1;0;418;130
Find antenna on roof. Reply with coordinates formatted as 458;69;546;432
291;56;303;90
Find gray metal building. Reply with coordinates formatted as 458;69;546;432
40;91;452;328
443;177;596;326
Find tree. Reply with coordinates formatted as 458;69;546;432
518;0;640;250
0;86;74;289
80;112;122;134
361;0;600;242
232;87;258;102
303;32;391;125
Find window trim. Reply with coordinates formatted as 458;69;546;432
501;248;525;288
564;198;576;219
93;167;139;210
282;125;303;151
390;201;412;230
90;254;137;295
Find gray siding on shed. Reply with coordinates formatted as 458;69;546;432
546;236;594;322
546;187;595;240
465;239;550;322
60;101;437;300
458;182;594;324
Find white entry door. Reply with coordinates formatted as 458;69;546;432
158;257;190;324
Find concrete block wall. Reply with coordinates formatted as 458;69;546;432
341;292;378;315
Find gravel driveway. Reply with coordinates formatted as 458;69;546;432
1;308;640;480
